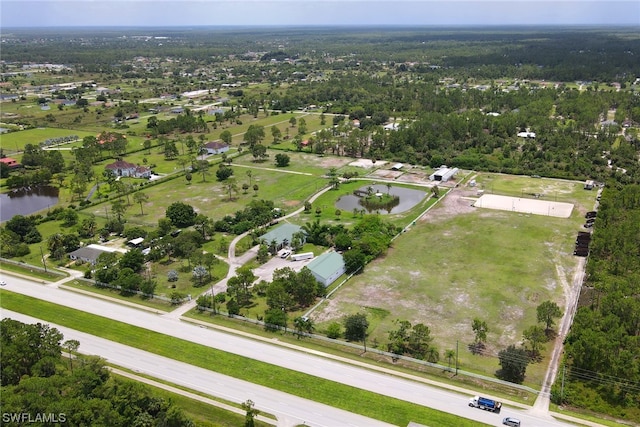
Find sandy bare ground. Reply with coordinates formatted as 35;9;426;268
474;194;574;218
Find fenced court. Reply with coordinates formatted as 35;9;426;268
474;194;574;218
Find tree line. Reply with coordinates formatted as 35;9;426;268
557;184;640;421
1;319;195;426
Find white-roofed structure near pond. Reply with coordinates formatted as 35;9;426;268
429;166;459;182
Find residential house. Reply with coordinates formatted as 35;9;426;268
202;141;230;155
259;223;304;252
68;244;120;265
0;157;21;169
105;160;151;178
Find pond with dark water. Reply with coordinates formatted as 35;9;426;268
0;186;59;222
335;184;426;214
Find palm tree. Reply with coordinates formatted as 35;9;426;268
111;199;127;222
133;192;149;215
62;340;80;372
445;349;456;371
224;178;238;201
246;170;253;186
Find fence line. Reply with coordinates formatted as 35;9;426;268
0;257;66;278
194;305;539;395
79;277;190;304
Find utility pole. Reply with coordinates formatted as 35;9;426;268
210;284;216;315
455;340;459;376
560;363;566;403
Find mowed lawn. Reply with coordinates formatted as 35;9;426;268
312;173;593;388
0;127;96;154
83;161;324;225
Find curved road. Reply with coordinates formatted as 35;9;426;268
0;276;585;427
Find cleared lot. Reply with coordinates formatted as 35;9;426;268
474;194;574;218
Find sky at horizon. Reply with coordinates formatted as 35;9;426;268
1;0;639;29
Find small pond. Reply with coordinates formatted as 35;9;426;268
335;184;427;214
0;186;59;222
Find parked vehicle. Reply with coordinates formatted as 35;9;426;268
469;395;502;413
279;250;291;259
291;252;314;261
503;417;521;426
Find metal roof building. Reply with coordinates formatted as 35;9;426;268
259;223;303;251
306;252;346;287
68;247;111;265
429;167;459;182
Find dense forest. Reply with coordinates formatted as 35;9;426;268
559;184;640;420
2;26;640;82
0;319;194;426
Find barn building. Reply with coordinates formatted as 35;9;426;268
429;167;459;182
306;252;346;287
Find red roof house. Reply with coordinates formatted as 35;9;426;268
0;157;20;168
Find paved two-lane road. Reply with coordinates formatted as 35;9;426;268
0;276;583;427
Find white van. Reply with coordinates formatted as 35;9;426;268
280;250;291;259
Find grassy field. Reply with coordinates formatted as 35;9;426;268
0;291;488;427
0;127;95;154
82;157;324;225
310;172;595;390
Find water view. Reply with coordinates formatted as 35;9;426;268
0;186;59;222
335;184;426;214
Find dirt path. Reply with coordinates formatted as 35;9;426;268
532;256;585;414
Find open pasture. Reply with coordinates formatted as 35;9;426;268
83;162;323;225
0;127;95;154
311;173;594;387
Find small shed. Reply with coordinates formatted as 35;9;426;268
127;237;144;247
259;223;303;251
391;163;404;171
306;252;346;287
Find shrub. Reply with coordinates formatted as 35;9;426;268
326;322;342;339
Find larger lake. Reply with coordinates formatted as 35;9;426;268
0;186;59;222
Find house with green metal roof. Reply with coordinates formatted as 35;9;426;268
306;252;345;287
259;223;303;251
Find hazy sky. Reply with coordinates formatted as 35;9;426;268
1;0;639;28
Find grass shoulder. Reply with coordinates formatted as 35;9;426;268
0;290;488;427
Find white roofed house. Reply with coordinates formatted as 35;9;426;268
202;141;230;155
517;131;536;138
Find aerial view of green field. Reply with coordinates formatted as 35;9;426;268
1;17;639;427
